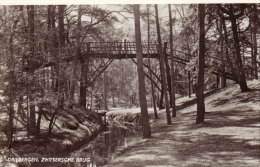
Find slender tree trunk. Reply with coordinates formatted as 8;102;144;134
155;4;171;125
58;5;66;47
17;95;25;121
134;4;151;138
70;5;81;101
79;58;89;108
6;8;21;146
57;5;66;94
221;19;239;83
216;74;220;89
196;4;206;124
188;71;191;97
103;71;108;110
147;5;158;119
168;4;176;117
48;102;63;136
219;19;227;88
230;14;248;92
49;5;56;91
48;5;56;90
251;33;255;79
27;5;37;135
47;5;51;30
164;43;173;108
112;96;115;107
51;5;60;92
252;4;258;79
36;105;43;137
159;81;164;109
218;5;248;87
7;70;14;148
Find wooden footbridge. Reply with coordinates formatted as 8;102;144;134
76;41;191;64
35;40;242;82
75;41;235;80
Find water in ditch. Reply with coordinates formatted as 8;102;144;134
6;121;142;167
69;124;141;167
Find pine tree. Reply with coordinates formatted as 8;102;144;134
196;4;206;124
133;4;151;138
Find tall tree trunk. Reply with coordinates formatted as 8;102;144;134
18;95;25;121
168;4;176;117
230;11;249;92
218;5;248;90
196;4;206;124
188;71;191;97
27;5;37;135
159;78;164;109
222;19;239;83
252;4;258;79
6;8;21;146
70;5;81;101
79;58;89;108
103;71;108;110
155;4;171;125
7;63;14;148
164;43;173;108
48;5;58;91
147;5;158;119
112;96;115;107
57;5;66;93
36;105;43;137
47;5;53;90
219;19;227;88
58;5;66;47
47;5;51;30
133;4;151;138
52;5;59;92
7;74;14;148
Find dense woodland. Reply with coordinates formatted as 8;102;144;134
0;4;259;150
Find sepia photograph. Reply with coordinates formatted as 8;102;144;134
0;1;259;167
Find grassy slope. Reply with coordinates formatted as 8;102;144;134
105;80;260;167
0;105;102;167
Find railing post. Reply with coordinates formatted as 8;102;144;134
124;39;127;55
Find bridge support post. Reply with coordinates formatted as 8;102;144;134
216;74;219;90
220;73;226;89
124;39;127;55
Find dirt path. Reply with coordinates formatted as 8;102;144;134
105;81;260;167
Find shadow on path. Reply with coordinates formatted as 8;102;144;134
106;83;260;167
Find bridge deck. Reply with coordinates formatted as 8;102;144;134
26;41;243;81
79;41;192;64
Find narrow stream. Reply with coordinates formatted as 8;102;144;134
11;120;141;167
69;124;141;167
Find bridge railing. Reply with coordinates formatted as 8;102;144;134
81;41;160;55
